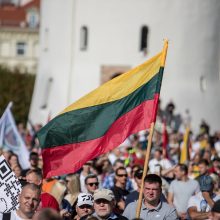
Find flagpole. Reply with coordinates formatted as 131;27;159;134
135;122;155;218
135;39;168;218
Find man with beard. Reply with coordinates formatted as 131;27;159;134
92;189;128;220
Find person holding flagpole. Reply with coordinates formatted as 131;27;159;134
123;174;178;220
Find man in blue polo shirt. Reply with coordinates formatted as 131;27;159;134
123;174;178;220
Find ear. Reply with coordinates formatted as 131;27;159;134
38;179;43;186
111;200;116;208
18;193;21;203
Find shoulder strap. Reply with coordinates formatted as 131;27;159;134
3;212;11;220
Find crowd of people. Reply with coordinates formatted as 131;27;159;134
1;101;220;220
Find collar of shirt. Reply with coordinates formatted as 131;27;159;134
142;200;162;212
93;212;118;219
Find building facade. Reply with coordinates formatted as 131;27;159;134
29;0;220;132
0;0;40;74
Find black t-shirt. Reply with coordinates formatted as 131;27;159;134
112;186;129;203
112;186;129;215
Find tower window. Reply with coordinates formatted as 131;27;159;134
200;76;207;92
41;77;53;109
140;26;149;53
80;26;88;50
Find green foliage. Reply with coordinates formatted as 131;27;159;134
0;66;35;125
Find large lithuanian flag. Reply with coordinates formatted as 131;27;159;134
38;41;168;178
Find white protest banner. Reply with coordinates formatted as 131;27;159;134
0;155;22;213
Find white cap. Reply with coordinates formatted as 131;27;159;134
77;193;93;207
93;189;115;201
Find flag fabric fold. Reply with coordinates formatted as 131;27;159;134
0;102;30;169
38;41;168;178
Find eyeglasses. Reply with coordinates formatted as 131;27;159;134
87;182;99;187
78;204;93;209
117;174;128;178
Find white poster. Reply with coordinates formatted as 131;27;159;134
0;155;22;213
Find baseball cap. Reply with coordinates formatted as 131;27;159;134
199;175;213;192
93;189;115;201
77;193;93;207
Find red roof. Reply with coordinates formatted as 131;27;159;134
0;0;40;27
23;0;40;10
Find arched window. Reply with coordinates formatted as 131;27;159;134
200;75;207;92
140;26;149;52
80;26;88;50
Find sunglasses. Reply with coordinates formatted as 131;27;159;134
87;182;99;187
78;204;92;209
117;174;128;178
135;175;143;179
95;199;110;205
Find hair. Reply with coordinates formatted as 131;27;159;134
12;165;22;175
115;167;126;176
113;159;124;167
131;164;141;172
85;174;98;185
144;174;162;187
26;169;43;180
33;208;62;220
22;183;41;195
199;159;209;166
64;174;80;206
8;153;19;161
50;181;67;205
154;148;162;154
29;152;39;159
8;153;20;167
177;163;188;174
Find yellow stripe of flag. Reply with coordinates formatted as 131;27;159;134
180;127;190;164
60;52;162;114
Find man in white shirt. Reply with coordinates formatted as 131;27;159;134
187;175;220;220
168;164;200;219
149;148;172;177
0;183;41;220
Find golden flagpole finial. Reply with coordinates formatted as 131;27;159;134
161;39;169;67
